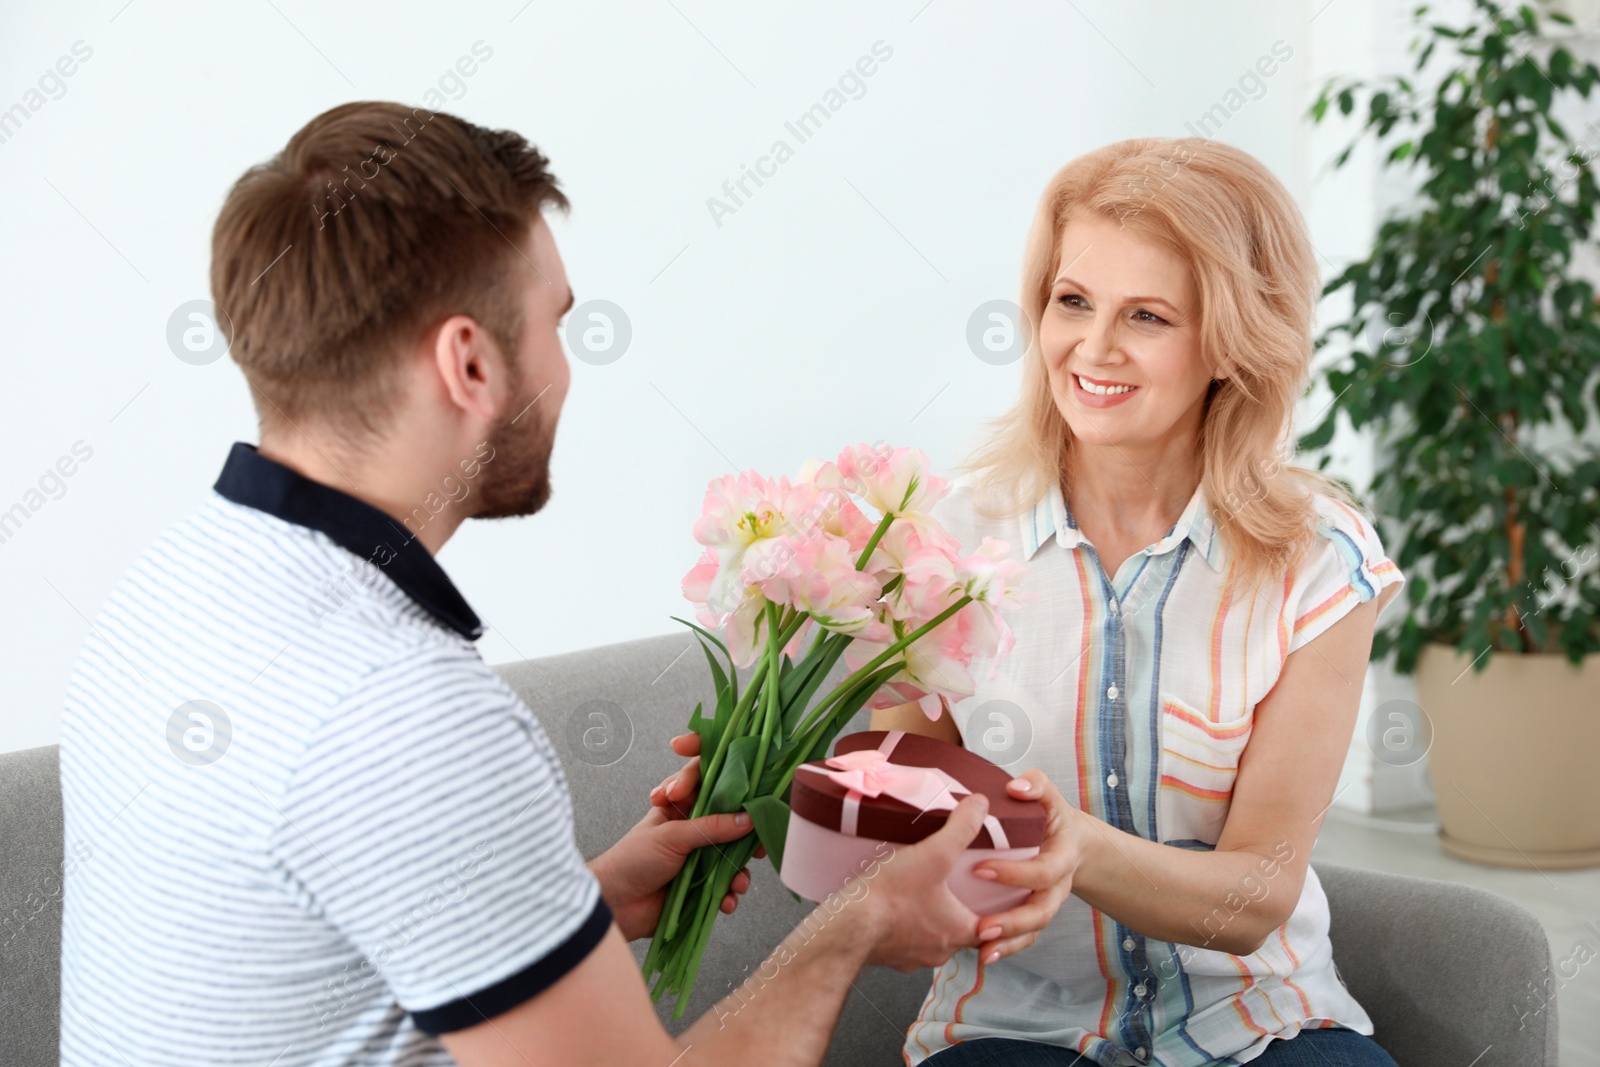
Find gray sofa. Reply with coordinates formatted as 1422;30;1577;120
2;632;1558;1066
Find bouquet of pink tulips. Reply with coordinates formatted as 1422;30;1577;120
643;442;1032;1017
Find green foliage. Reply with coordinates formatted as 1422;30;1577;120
707;735;761;814
1304;0;1600;671
648;592;976;1016
742;794;792;873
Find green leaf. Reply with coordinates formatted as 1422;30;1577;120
682;636;737;757
802;663;905;765
688;701;718;759
742;795;792;873
1298;412;1338;451
778;630;835;706
781;636;851;734
707;735;760;815
696;634;730;703
671;615;739;704
671;614;731;663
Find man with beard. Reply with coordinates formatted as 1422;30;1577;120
56;102;1010;1067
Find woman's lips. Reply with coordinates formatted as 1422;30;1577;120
1071;372;1139;408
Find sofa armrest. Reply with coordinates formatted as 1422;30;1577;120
1316;860;1557;1067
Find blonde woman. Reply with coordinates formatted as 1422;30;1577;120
874;139;1404;1067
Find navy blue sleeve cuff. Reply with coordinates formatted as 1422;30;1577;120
410;894;614;1035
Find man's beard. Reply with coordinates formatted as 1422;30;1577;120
473;371;557;520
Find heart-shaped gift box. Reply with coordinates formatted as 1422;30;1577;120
781;729;1046;913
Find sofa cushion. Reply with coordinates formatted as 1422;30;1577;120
0;745;65;1067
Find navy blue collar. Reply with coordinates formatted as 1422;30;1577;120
213;442;484;641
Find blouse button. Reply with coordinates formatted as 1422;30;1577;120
1106;772;1120;788
1135;1048;1147;1061
1134;983;1147;997
1107;685;1119;700
1122;936;1136;952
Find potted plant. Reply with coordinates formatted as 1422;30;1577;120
1303;0;1600;866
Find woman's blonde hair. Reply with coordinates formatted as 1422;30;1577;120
959;137;1351;588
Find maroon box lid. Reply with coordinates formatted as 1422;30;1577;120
790;730;1046;849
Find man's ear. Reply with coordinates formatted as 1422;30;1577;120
430;314;504;423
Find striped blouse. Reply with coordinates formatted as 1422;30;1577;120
905;476;1403;1067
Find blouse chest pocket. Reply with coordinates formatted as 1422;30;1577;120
1156;694;1253;849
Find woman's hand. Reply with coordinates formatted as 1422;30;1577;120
969;769;1088;964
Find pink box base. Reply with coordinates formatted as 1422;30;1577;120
780;810;1039;915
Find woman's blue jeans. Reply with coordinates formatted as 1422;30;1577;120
920;1026;1399;1066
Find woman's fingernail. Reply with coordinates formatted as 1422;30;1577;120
1009;778;1031;791
734;813;751;828
985;949;1001;964
979;925;1002;940
973;868;998;881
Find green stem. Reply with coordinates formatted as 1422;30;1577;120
687;603;807;820
665;836;760;1017
660;655;768;939
776;594;973;795
669;865;726;1017
777;606;807;649
792;594;972;744
662;602;807;938
854;510;896;571
657;852;696;943
688;654;770;820
747;603;783;800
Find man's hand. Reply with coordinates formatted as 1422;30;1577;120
852;792;995;972
649;731;765;856
588;806;755;940
649;731;704;813
965;769;1087;963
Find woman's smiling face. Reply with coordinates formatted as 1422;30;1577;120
1040;212;1212;453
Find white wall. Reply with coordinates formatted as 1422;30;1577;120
2;0;1389;757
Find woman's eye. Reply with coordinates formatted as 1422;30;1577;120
1057;293;1087;309
1135;309;1168;325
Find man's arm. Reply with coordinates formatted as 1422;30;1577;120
441;793;993;1067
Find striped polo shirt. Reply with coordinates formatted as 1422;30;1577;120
906;476;1403;1067
58;442;609;1066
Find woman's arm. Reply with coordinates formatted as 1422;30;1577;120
979;593;1388;957
869;698;963;744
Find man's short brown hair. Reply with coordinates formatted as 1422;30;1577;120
210;101;567;438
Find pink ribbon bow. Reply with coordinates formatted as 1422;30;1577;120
799;732;1011;848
